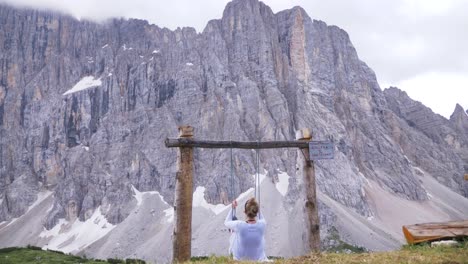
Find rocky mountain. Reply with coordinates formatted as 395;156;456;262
0;0;467;262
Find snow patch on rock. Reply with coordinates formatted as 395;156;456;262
28;191;53;213
163;208;174;223
193;187;227;215
191;173;267;216
251;171;267;200
122;44;133;51
63;76;102;95
131;185;173;223
251;171;267;182
5;191;52;228
40;207;115;253
131;185;161;207
132;185;144;207
427;192;433;199
236;187;255;203
275;171;290;196
359;172;372;187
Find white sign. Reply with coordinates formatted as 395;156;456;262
309;141;334;160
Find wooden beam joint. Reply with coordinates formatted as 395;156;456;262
178;125;194;138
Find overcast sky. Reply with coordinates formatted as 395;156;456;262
1;0;467;118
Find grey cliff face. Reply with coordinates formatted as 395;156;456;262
384;87;468;195
450;104;468;140
0;0;467;260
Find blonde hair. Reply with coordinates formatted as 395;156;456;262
244;198;259;218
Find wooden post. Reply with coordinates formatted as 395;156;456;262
173;126;194;262
464;174;468;181
296;128;320;252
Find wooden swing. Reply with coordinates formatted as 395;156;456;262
165;126;322;262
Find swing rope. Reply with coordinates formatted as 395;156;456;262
229;137;261;219
230;139;237;220
255;139;260;206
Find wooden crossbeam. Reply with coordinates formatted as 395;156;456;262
165;138;309;149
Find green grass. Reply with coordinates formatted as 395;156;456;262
0;246;146;264
188;240;468;264
0;247;101;264
324;227;367;253
1;241;467;264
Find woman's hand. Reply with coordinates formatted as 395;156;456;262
232;200;238;209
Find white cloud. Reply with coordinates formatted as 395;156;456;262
0;0;231;30
397;0;460;17
1;0;467;117
394;72;468;118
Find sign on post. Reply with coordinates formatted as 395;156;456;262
309;141;334;160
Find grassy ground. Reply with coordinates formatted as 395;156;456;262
0;246;102;264
281;245;468;264
0;242;466;264
0;246;146;264
188;241;468;264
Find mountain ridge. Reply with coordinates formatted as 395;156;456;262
0;0;467;262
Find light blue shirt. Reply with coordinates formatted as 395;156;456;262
224;208;268;261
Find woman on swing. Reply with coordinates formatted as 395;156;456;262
224;197;268;261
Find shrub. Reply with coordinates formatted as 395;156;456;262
107;258;125;264
47;249;65;255
26;245;42;251
0;247;21;254
125;258;146;263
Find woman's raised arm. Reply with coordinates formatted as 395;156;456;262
224;201;240;230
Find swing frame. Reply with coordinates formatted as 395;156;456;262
165;126;320;262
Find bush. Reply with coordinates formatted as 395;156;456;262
125;258;146;263
47;249;65;255
191;256;209;261
0;247;21;254
26;245;42;251
107;258;125;264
